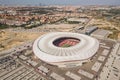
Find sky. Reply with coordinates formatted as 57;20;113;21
0;0;120;6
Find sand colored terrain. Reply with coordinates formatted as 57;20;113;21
0;30;45;51
0;23;78;51
1;21;119;52
89;19;110;28
118;33;120;40
88;18;120;39
89;19;119;30
40;23;78;32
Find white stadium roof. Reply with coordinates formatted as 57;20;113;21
33;32;99;65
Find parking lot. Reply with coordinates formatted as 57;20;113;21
0;38;119;80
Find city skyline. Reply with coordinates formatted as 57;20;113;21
0;0;120;6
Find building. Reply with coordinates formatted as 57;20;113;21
67;18;88;23
85;26;98;35
91;29;112;39
33;32;99;67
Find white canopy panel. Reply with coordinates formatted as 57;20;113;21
33;32;99;63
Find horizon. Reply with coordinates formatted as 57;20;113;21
0;0;120;6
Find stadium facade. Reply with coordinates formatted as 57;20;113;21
33;32;99;67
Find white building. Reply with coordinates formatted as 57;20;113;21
33;32;99;67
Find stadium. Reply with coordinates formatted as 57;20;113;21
33;32;99;67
